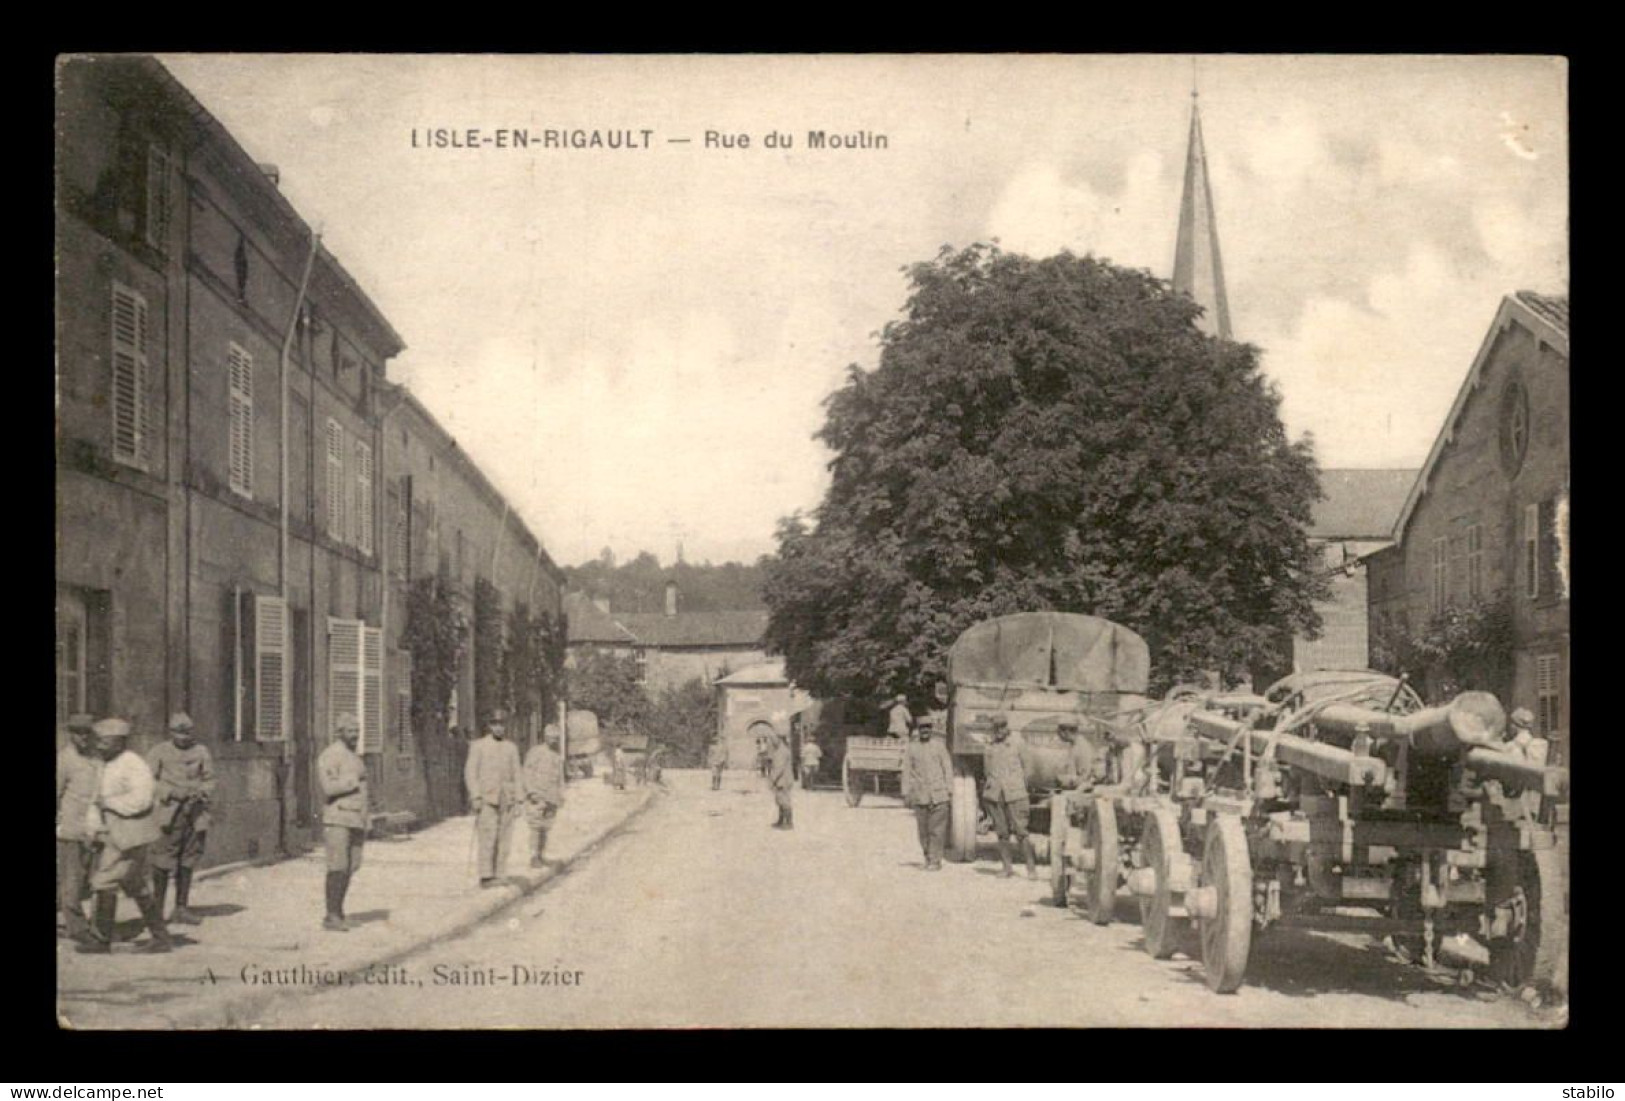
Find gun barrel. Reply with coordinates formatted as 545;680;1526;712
1464;747;1570;799
1187;710;1387;788
1311;691;1505;757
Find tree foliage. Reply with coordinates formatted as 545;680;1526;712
503;603;568;737
403;574;468;742
763;244;1327;700
1371;592;1514;703
564;649;650;737
646;677;719;768
563;552;768;613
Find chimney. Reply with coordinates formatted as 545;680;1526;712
258;163;281;188
665;580;678;617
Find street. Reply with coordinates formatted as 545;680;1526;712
259;771;1556;1029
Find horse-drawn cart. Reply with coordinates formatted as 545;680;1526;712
842;735;907;806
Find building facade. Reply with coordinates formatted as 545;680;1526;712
563;587;769;693
1368;292;1569;761
57;56;560;865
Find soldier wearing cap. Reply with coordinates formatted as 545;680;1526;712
147;711;215;925
318;713;368;931
708;737;728;791
79;718;172;953
982;715;1037;879
465;708;523;887
886;693;914;739
523;726;565;868
767;729;794;830
904;715;954;870
57;713;104;943
1055;720;1102;791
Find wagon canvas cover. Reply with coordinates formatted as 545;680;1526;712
948;612;1150;694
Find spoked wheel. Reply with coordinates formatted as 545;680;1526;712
1081;797;1120;925
1487;846;1568;993
1049;804;1071;907
842;758;862;807
948;773;979;863
1195;815;1253;994
1138;807;1186;959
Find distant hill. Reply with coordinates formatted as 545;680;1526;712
563;551;767;613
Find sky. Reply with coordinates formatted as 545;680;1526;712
156;54;1568;568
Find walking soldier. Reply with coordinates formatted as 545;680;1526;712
708;738;728;790
904;716;953;870
523;728;564;868
982;716;1036;879
465;709;523;887
147;711;215;925
767;731;794;830
78;718;173;954
318;713;368;931
57;713;103;944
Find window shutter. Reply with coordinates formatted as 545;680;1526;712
362;626;383;754
228;343;254;497
110;284;149;469
328;617;363;739
1524;503;1540;599
325;420;345;540
254;595;288;741
1539;497;1562;600
397;689;413;751
355;439;374;555
145;146;170;251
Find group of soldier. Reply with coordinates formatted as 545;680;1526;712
57;705;570;953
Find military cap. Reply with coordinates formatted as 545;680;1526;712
894;693;908;704
66;713;95;733
916;715;937;730
489;709;509;724
1509;707;1535;730
168;711;195;732
93;717;132;740
335;713;360;732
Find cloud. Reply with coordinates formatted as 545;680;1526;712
984;151;1170;271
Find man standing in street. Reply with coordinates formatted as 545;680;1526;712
57;713;103;944
886;693;914;740
708;737;727;790
523;727;564;869
767;730;794;830
465;709;523;887
904;715;954;870
799;736;822;790
147;712;215;925
79;718;172;954
318;713;368;932
982;716;1036;879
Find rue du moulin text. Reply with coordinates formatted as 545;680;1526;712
411;128;888;151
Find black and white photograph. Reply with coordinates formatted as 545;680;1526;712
54;53;1569;1030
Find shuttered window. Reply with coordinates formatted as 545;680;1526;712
1536;653;1562;738
325;420;345;541
1523;503;1540;600
397;689;413;752
328;617;363;742
228;343;254;498
1539;496;1562;601
145;146;170;251
362;626;383;754
354;439;374;555
393;477;412;578
254;595;288;741
1465;524;1484;600
1429;538;1448;615
110;284;150;470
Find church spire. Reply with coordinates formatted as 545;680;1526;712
1172;87;1233;340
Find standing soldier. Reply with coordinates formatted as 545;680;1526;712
767;731;794;830
147;712;215;925
57;713;103;944
465;709;523;888
982;716;1036;879
317;713;368;931
904;715;954;870
612;743;629;791
523;728;564;868
799;737;823;790
1055;720;1101;791
78;718;172;954
708;737;728;791
886;693;914;740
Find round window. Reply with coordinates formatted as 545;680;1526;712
1499;379;1530;475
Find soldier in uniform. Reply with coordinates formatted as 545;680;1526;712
612;744;629;790
982;716;1036;879
1055;720;1101;791
79;718;172;954
318;713;368;931
147;712;215;925
886;693;914;739
465;709;523;887
904;715;954;870
799;737;822;789
57;713;103;943
767;731;794;829
523;727;564;868
708;737;728;790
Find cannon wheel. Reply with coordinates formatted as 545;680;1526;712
1049;813;1070;907
949;774;979;862
1139;807;1185;960
1197;815;1253;994
1082;797;1120;925
1488;846;1567;992
842;758;862;807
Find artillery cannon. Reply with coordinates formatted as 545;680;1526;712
1057;671;1569;996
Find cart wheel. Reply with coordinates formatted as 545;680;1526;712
949;774;978;862
1488;846;1567;993
1082;797;1119;925
842;758;862;807
1049;814;1070;907
1197;815;1252;994
1139;807;1185;959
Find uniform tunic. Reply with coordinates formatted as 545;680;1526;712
466;736;522;879
87;750;161;892
523;743;564;829
904;738;954;807
887;703;914;738
147;740;217;870
57;744;103;915
767;741;794;810
982;738;1031;842
708;742;728;770
318;740;369;873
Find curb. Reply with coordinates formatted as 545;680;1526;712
159;785;661;1029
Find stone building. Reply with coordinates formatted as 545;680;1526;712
563;584;769;692
56;56;560;864
1367;292;1569;761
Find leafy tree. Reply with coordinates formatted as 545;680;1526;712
764;244;1327;700
1371;593;1513;703
646;677;719;767
565;649;649;739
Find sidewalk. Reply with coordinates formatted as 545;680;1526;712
56;778;657;1029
